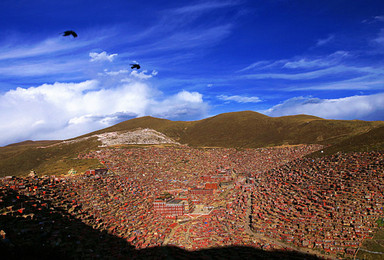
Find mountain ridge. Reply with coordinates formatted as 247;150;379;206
1;111;384;177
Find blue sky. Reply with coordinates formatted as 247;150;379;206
1;0;384;146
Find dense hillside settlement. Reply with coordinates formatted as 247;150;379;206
1;145;384;259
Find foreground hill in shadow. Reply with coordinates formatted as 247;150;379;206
0;188;320;260
1;111;383;177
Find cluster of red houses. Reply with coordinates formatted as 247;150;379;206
43;144;338;254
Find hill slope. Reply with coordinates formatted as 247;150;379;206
79;116;191;142
1;111;383;177
181;111;382;148
309;125;384;157
0;137;102;177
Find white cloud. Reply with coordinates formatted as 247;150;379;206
0;59;88;77
242;66;349;80
262;93;384;121
0;80;208;146
218;95;261;103
287;75;384;91
237;61;271;72
240;51;350;72
237;50;383;91
100;70;158;81
175;90;203;103
102;69;129;76
364;15;384;24
0;37;93;60
315;35;335;47
148;90;208;120
282;59;322;69
282;51;349;69
241;63;384;82
375;16;384;22
139;24;233;54
130;70;158;80
172;1;239;14
373;28;384;45
89;51;118;62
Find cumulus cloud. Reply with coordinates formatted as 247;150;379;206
149;90;208;121
262;93;384;121
130;70;158;80
68;111;138;126
217;95;261;103
99;70;158;81
0;80;208;146
89;51;118;62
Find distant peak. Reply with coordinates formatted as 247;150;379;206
213;111;270;118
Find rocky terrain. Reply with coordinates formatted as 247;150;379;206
95;128;180;146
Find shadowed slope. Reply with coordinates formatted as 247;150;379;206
0;188;320;260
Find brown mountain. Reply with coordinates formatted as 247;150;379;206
309;125;384;157
1;111;383;177
88;111;383;148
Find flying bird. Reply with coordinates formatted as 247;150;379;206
62;30;78;38
130;64;140;69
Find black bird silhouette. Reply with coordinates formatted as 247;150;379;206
63;30;77;38
130;64;140;69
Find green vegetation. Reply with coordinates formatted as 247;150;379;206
0;137;103;177
1;111;384;177
308;125;384;158
356;229;384;260
377;218;384;227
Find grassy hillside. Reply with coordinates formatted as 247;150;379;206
356;228;384;260
75;111;384;149
0;137;103;177
309;125;384;158
181;111;383;148
1;111;383;177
